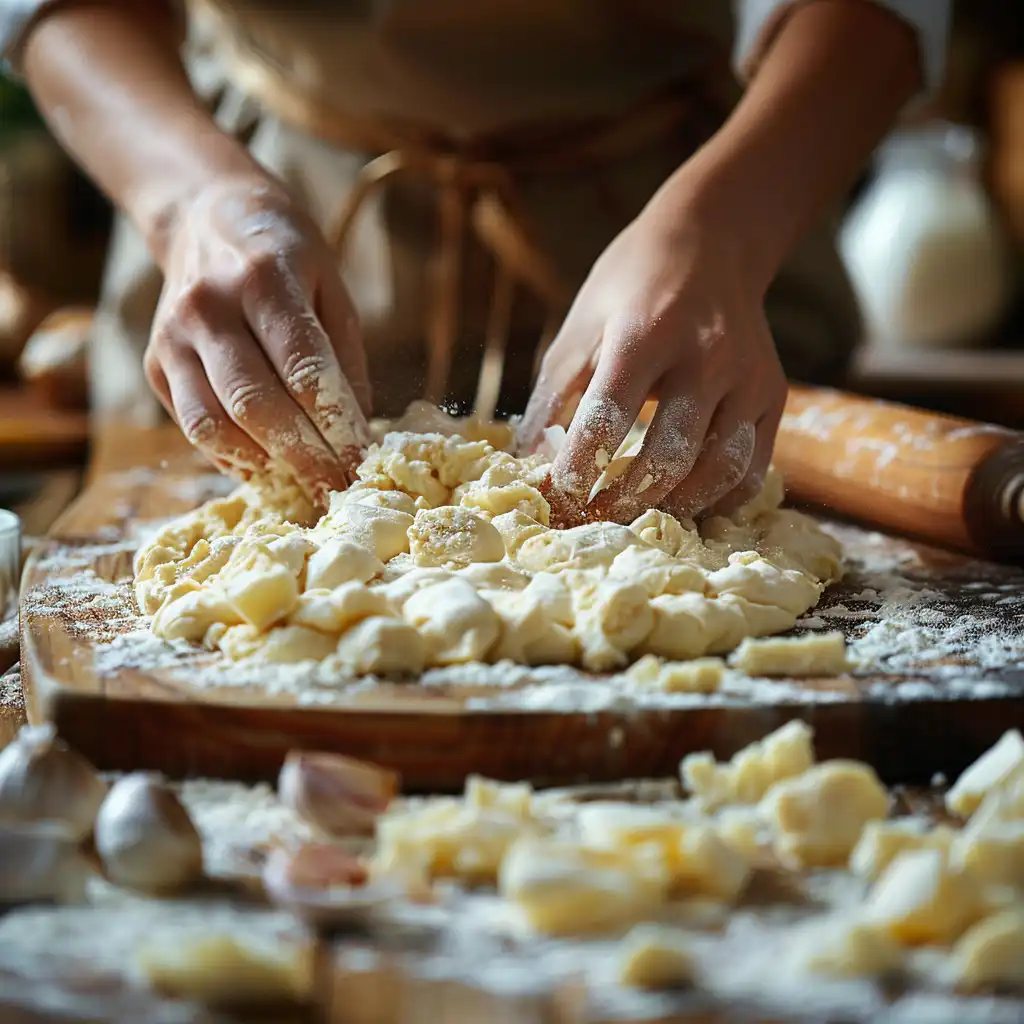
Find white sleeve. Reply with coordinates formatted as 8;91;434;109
733;0;952;95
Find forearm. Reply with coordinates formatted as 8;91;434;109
21;0;262;265
656;0;921;292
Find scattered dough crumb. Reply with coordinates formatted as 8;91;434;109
729;631;849;677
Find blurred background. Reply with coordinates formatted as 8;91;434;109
0;0;1022;501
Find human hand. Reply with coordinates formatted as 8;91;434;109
144;175;373;503
519;196;787;524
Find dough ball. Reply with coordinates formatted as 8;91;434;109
403;578;501;665
491;510;548;559
609;546;706;599
408;507;505;569
290;582;394;634
330;617;426;677
305;538;384;591
321;502;414;562
517;522;639;574
223;561;300;632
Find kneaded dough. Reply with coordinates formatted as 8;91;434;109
135;405;844;677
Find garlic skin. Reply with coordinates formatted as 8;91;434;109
94;773;204;894
0;823;94;905
278;751;398;837
0;724;108;839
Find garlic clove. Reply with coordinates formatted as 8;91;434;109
94;772;204;894
277;751;399;837
0;723;108;840
0;822;95;905
262;842;400;929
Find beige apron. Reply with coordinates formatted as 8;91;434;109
90;0;862;424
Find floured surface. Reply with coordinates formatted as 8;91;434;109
0;766;1021;1024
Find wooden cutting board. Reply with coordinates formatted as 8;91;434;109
18;425;1024;790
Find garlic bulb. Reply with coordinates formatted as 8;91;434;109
0;822;94;905
262;843;399;929
0;723;108;839
94;773;204;893
278;751;399;837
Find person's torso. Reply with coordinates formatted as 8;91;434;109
188;0;734;138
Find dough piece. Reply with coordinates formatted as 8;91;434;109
151;585;242;643
849;818;956;881
402;578;500;664
608;545;706;598
674;825;753;901
516;522;640;574
137;933;315;1007
499;837;667;936
759;760;888;868
305;538;383;590
729;631;849;677
945;729;1024;818
625;655;724;694
628;509;690;557
490;509;549;559
616;925;696;990
249;625;337;664
290;582;394;634
570;577;653;672
223;562;299;632
464;776;534;819
329;617;426;677
408;506;505;568
952;909;1024;990
864;848;983;946
794;916;903;979
950;819;1024;888
321;501;413;562
576;803;693;856
375;802;530;885
681;720;815;810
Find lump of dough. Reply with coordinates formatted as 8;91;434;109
378;567;454;610
952;909;1024;990
616;925;696;990
629;509;690;556
707;551;821;614
456;561;531;591
223;562;299;632
792;916;903;979
247;625;337;664
489;589;579;666
490;510;548;559
608;545;706;598
570;578;653;672
729;632;849;677
759;760;889;868
516;521;640;574
320;502;413;562
407;506;505;568
328;616;426;677
305;538;384;590
945;729;1024;818
758;510;844;583
151;585;242;642
402;577;501;664
335;482;421;516
642;593;750;660
681;720;815;811
850;818;956;881
864;848;983;946
290;582;394;634
499;837;667;936
625;654;724;694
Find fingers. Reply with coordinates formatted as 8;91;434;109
152;347;267;479
518;314;594;453
549;319;668;503
317;268;373;421
660;396;757;520
709;399;784;516
591;387;708;522
241;256;371;465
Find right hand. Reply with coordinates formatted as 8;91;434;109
144;174;373;504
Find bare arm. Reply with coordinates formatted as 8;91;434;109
22;1;252;265
20;1;371;500
522;0;922;522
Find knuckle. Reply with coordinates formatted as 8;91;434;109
281;350;326;397
223;379;268;424
175;280;223;322
178;407;225;447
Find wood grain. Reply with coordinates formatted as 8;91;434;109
18;424;1024;790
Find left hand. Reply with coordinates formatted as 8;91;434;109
519;193;788;524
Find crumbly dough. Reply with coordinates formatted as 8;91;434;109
134;404;843;676
729;631;850;677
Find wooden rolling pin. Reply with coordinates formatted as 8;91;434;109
774;386;1024;561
